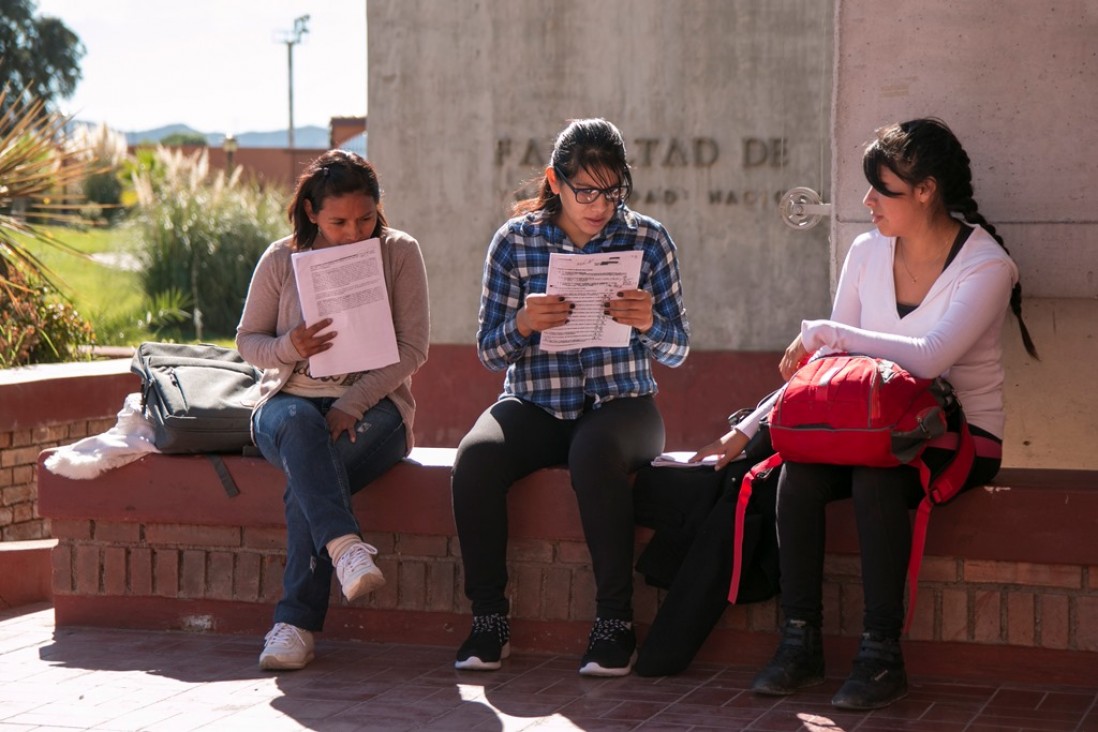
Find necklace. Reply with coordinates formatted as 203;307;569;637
897;230;954;284
897;242;922;283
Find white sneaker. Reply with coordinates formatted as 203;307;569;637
259;622;315;671
335;541;386;601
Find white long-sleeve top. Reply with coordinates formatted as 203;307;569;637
736;224;1017;439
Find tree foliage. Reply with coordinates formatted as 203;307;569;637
160;131;207;147
0;0;84;115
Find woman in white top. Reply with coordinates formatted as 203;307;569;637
693;118;1038;710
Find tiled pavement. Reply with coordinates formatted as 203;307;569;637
1;604;1096;732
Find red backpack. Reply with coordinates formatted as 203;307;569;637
728;354;975;631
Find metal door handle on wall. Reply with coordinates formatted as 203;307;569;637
779;187;831;230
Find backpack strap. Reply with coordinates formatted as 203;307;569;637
729;452;784;604
903;418;975;631
205;454;241;498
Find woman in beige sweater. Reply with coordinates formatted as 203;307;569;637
236;150;430;671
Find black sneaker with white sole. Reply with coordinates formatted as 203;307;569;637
579;618;636;677
454;613;510;671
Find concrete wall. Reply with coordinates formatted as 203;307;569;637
368;0;1095;469
832;0;1098;469
368;0;835;350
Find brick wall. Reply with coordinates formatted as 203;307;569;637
37;449;1098;686
828;555;1098;651
46;515;1098;655
0;359;137;543
47;518;658;627
0;417;115;541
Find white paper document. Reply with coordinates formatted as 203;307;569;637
291;237;399;378
540;250;644;353
649;451;746;469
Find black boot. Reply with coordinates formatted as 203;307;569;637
751;619;825;695
831;632;908;710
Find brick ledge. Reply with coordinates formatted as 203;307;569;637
37;449;1098;564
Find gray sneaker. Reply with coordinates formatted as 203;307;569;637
335;541;386;601
259;622;315;670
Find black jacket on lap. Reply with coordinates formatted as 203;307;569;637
633;431;780;677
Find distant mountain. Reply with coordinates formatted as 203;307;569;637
120;124;330;149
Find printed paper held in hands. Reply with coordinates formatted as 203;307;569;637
540;250;644;352
291;237;399;378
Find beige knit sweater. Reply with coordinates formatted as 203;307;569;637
236;227;430;452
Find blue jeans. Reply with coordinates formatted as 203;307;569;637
253;393;407;631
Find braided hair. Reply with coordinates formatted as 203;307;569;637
863;118;1039;359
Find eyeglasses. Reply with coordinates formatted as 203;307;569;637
554;167;627;206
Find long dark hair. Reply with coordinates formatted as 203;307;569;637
512;118;633;217
288;149;388;250
863;118;1038;359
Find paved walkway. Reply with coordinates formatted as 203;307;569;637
1;604;1096;731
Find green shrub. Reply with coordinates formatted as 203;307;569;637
89;287;190;346
133;148;286;340
0;265;95;367
82;171;123;220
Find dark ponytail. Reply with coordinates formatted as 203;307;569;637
864;118;1039;359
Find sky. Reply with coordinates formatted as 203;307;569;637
34;0;367;135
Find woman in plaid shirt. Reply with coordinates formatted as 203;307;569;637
452;118;690;677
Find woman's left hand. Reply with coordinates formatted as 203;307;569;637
605;289;653;333
327;407;359;443
780;334;809;381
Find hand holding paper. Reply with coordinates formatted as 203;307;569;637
291;237;400;378
540;250;643;352
604;288;654;332
289;317;337;357
518;293;572;336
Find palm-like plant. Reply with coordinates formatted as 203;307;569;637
0;88;98;365
0;87;97;291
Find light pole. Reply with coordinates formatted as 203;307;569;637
277;14;310;151
223;134;237;175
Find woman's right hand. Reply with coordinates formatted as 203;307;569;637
689;428;750;470
516;294;572;337
290;318;336;358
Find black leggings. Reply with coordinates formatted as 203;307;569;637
776;433;1001;638
451;396;664;621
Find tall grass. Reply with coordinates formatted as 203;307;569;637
133;148;287;340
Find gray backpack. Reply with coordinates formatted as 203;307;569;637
130;342;261;455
